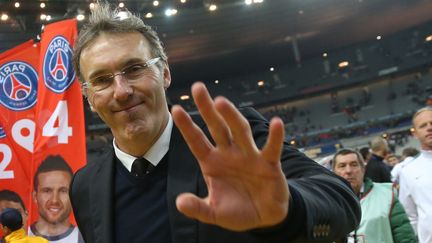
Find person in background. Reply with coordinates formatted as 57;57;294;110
69;3;360;243
400;147;420;161
0;191;28;230
359;146;372;165
29;156;84;243
317;154;333;170
365;137;392;182
391;147;419;186
0;208;48;243
332;148;417;243
385;154;401;170
0;191;29;243
399;107;432;243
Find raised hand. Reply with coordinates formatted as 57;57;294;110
171;82;289;231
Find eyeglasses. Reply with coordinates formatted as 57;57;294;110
83;57;161;92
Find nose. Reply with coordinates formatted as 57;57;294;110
51;191;60;203
344;165;353;174
112;74;132;100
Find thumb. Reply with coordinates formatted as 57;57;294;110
176;193;215;225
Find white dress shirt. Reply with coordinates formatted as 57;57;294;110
399;150;432;243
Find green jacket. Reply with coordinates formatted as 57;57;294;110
361;178;417;243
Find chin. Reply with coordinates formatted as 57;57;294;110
123;123;151;139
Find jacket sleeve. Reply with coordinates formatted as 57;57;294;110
391;164;401;183
242;107;361;242
390;187;418;243
70;166;97;243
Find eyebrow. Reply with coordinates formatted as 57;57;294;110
337;160;359;165
87;57;148;81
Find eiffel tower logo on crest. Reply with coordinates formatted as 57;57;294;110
50;50;68;80
8;73;31;100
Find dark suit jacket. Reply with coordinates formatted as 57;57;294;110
70;108;360;243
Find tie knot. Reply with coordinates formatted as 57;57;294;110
131;158;154;177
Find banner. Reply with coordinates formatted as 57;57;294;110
0;19;86;229
0;40;40;213
31;19;86;222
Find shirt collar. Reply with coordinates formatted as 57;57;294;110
421;149;432;159
113;114;173;172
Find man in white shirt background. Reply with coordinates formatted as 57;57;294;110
399;106;432;243
391;147;419;186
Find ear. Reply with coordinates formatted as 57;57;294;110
32;190;37;202
162;63;171;89
361;165;366;173
89;104;95;112
87;98;96;112
411;127;418;139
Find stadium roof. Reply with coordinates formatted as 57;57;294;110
1;0;432;88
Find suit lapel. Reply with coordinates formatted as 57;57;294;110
167;123;201;243
89;147;115;243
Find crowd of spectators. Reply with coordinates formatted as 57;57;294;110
258;69;431;148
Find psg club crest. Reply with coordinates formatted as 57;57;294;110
43;35;75;93
0;61;38;111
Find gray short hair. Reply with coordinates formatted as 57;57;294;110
370;136;388;153
332;148;365;170
72;2;167;84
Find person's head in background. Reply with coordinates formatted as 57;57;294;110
370;137;390;158
0;208;23;237
411;106;432;151
385;154;400;168
0;190;28;229
332;149;366;195
33;155;73;229
317;155;333;170
401;147;420;160
359;146;371;164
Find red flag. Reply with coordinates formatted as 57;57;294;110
0;40;40;218
31;19;86;223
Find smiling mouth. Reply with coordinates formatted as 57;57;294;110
115;102;142;112
48;208;61;213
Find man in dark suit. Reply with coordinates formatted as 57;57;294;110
70;3;360;243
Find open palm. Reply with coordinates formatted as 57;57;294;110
171;82;289;231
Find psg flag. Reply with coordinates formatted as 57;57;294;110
0;19;86;227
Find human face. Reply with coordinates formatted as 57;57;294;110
0;200;27;229
333;153;364;195
386;155;399;167
80;32;171;156
33;171;72;225
413;110;432;150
